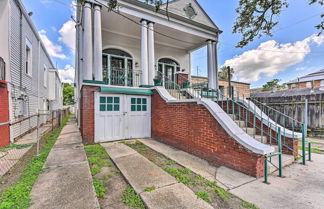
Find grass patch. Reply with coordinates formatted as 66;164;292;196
0;114;70;209
240;201;259;209
84;145;110;175
0;143;34;152
298;146;324;154
163;167;192;185
93;178;107;198
195;191;211;203
121;186;145;209
144;186;156;192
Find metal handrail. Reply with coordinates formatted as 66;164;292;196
155;71;183;100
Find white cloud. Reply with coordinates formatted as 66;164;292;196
224;34;324;83
58;64;75;83
59;20;76;52
38;30;67;59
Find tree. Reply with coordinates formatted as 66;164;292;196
262;79;287;92
233;0;324;48
219;66;234;80
63;83;75;105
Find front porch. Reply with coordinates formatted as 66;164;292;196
75;0;221;91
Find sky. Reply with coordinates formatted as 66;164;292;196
22;0;324;88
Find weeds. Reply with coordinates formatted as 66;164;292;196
93;178;107;198
0;143;34;152
195;191;211;203
0;115;70;209
240;201;259;209
121;186;145;209
144;186;157;192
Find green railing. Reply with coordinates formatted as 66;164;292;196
103;67;141;87
155;71;185;100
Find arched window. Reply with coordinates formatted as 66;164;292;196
102;48;135;86
157;58;180;84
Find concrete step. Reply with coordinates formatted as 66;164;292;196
254;135;267;144
267;154;295;174
243;127;256;135
235;120;246;127
228;114;236;120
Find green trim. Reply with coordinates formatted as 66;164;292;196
83;80;105;85
100;87;153;96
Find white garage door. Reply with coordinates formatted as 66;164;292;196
95;93;151;142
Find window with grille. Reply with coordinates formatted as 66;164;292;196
100;96;120;111
131;98;147;112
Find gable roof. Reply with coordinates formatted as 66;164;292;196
286;69;324;84
161;0;219;30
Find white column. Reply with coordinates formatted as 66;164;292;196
93;5;102;81
141;20;149;86
207;40;214;89
83;2;93;81
148;22;155;86
213;39;219;90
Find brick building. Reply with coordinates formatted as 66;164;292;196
286;69;324;90
191;75;251;97
75;0;300;178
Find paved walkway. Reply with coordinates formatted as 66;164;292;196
140;138;324;209
101;142;213;209
30;116;99;209
0;124;52;177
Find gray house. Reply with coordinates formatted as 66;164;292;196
0;0;63;145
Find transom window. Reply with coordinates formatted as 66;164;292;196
100;96;120;111
131;98;147;111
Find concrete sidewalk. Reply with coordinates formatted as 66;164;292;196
30;116;99;209
140;138;324;209
102;142;213;209
0;124;51;177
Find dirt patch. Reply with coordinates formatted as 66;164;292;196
124;140;258;209
0;131;51;194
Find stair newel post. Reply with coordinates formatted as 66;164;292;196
226;97;229;114
264;156;268;184
302;123;306;165
261;109;264;142
277;127;283;177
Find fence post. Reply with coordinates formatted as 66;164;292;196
308;142;312;161
304;99;308;138
277;127;282;177
36;112;40;156
302;124;306;165
264;156;268;184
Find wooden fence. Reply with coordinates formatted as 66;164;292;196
252;88;324;137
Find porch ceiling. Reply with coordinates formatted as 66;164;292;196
101;11;207;51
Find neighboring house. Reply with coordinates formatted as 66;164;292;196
0;0;63;147
286;69;324;89
191;75;251;97
75;0;300;178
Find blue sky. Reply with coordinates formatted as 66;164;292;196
23;0;324;87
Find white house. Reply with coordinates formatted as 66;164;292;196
0;0;63;146
75;0;301;178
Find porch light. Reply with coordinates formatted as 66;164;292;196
0;57;5;81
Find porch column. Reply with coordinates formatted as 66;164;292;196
141;19;149;86
93;4;103;81
213;38;219;90
148;22;155;86
207;40;215;89
83;2;93;81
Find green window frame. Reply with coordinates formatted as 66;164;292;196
100;96;120;112
131;97;147;112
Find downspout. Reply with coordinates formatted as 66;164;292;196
18;1;22;90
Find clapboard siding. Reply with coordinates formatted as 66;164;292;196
9;0;58;140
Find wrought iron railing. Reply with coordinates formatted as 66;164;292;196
103;67;141;87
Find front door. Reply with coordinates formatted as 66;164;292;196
95;93;151;142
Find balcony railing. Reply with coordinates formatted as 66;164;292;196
103;67;141;87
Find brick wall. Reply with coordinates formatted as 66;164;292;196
0;81;10;147
152;90;265;177
80;85;99;144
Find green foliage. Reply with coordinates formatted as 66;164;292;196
241;200;259;209
262;79;286;92
144;185;157;192
63;83;75;105
298;145;324;154
163;167;192;185
195;191;211;203
203;180;231;201
0;143;34;152
219;66;234;81
93;178;107;198
233;0;324;48
121;186;145;209
0;115;70;209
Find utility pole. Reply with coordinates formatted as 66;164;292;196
196;66;199;76
227;66;232;98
